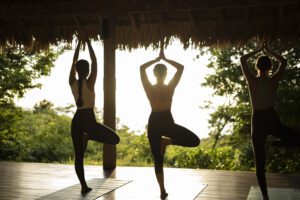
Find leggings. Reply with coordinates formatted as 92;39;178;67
251;107;300;196
71;108;120;186
148;111;200;168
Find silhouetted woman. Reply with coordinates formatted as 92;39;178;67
240;41;300;200
140;46;200;199
69;40;120;194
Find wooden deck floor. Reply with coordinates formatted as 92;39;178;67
1;161;300;200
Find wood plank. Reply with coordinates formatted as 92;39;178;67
0;162;300;200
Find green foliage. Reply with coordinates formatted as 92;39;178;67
266;147;300;174
0;45;61;104
117;128;152;166
0;102;25;160
0;99;153;165
18;104;73;162
0;45;63;161
163;136;253;171
1;99;300;174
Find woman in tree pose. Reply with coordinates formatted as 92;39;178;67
69;39;120;194
240;41;300;200
140;45;200;199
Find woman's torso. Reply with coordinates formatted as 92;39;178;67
247;77;278;110
71;79;95;109
146;84;174;112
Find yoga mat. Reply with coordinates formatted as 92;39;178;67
247;186;300;200
37;178;131;200
151;181;207;200
128;178;206;200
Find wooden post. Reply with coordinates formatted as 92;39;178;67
103;18;116;170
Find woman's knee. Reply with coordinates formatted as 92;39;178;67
100;130;120;145
107;131;120;144
113;134;120;144
186;134;200;147
192;136;200;147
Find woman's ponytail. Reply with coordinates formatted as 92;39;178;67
76;79;83;107
75;59;89;108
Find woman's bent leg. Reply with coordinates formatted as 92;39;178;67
272;124;300;146
165;123;200;147
89;122;120;144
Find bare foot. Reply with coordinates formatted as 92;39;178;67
160;137;171;157
82;132;89;151
81;186;92;195
160;192;168;199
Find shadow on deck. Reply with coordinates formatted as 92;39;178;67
1;161;300;200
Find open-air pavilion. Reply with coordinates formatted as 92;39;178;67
1;0;300;199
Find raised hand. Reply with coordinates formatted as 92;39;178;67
159;40;166;60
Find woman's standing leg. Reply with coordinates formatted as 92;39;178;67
252;132;269;200
149;114;199;199
251;110;269;200
148;123;168;199
71;120;91;194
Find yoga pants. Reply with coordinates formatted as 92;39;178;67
148;110;200;164
252;107;300;196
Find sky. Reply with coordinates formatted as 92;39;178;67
16;39;221;139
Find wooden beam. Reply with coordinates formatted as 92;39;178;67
103;18;117;170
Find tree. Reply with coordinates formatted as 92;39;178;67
33;99;54;113
0;45;63;160
0;102;25;160
0;45;62;104
18;105;73;162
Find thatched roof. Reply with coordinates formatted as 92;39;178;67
1;0;300;49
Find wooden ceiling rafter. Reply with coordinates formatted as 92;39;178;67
1;0;300;49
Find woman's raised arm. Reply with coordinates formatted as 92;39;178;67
140;57;160;91
159;45;183;89
86;39;97;88
69;40;81;86
264;43;287;82
163;56;184;89
240;44;263;81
